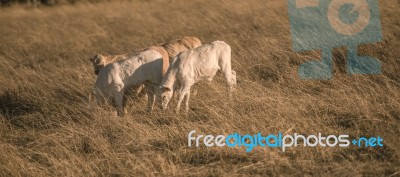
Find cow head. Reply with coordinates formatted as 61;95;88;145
157;85;173;110
89;54;107;75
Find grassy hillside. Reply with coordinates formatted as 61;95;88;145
0;0;399;176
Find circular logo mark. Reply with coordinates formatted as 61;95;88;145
328;0;371;36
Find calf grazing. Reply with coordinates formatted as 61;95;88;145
94;48;169;116
90;46;169;98
158;41;237;113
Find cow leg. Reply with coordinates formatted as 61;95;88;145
184;90;191;113
222;69;236;99
171;82;181;107
172;88;180;108
175;91;184;113
135;84;146;97
176;81;192;113
223;70;235;90
218;46;235;95
94;90;106;105
144;82;155;112
113;82;126;117
147;92;155;112
114;92;125;117
229;70;238;101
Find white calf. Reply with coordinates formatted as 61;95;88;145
158;41;237;113
94;49;168;116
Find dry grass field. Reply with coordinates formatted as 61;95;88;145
0;0;399;176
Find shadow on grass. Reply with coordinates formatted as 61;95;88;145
0;90;60;129
0;90;39;120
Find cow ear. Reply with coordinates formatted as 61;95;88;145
96;54;103;58
90;54;100;63
92;54;104;64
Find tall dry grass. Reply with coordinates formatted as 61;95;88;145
0;0;399;176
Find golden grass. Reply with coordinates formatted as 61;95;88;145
0;0;399;176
